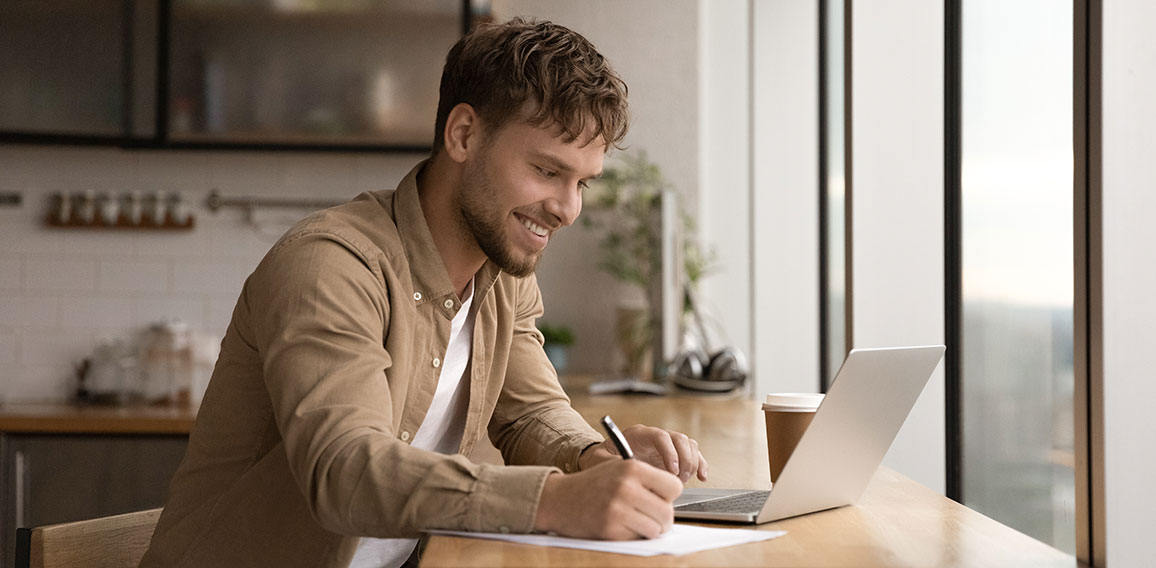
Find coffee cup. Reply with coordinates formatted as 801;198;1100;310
762;393;825;483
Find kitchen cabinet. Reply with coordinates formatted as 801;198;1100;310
0;0;475;151
0;404;194;567
0;0;158;142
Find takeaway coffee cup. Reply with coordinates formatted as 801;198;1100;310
762;393;825;483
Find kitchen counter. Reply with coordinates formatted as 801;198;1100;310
0;403;197;435
0;403;196;566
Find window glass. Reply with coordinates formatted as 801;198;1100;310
822;0;846;387
961;0;1075;554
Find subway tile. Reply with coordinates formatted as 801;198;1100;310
8;363;76;402
207;153;286;190
133;228;214;259
58;297;137;329
55;148;138;183
205;219;280;261
0;146;73;181
171;261;252;296
18;329;96;369
25;259;97;291
283;154;356;191
98;259;170;293
0;296;59;327
136;297;208;330
0;331;16;366
136;151;211;185
206;296;241;337
353;153;422;191
0;210;68;255
56;230;138;258
0;256;21;290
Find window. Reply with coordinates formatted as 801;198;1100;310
957;0;1075;554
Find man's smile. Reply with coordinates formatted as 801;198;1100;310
515;213;551;239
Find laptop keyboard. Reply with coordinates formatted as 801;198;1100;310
675;490;771;513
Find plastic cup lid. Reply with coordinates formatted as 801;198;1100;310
762;393;825;412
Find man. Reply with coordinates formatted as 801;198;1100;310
142;17;706;568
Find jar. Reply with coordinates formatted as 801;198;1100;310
138;319;193;406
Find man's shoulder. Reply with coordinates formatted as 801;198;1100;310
272;190;402;262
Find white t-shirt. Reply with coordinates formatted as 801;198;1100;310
349;279;476;568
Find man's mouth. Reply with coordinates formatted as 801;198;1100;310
519;215;549;238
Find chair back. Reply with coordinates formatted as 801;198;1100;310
15;508;162;568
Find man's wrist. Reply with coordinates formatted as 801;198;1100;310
577;440;604;471
533;472;563;533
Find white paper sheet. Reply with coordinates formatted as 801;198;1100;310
427;524;787;557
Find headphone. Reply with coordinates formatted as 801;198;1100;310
668;286;748;393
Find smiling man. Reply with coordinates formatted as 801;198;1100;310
141;18;706;568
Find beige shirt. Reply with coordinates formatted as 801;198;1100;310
141;162;603;568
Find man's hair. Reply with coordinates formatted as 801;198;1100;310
432;17;629;153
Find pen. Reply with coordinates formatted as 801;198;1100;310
600;415;634;459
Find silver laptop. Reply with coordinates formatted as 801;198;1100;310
674;345;945;523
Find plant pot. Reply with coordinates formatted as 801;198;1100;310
544;343;569;374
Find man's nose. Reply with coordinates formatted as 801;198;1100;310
547;184;583;228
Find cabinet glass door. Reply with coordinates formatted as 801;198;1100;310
168;0;462;149
0;0;129;138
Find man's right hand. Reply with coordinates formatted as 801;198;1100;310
532;459;683;540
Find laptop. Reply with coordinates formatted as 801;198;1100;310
673;345;945;523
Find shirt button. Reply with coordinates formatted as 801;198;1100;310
443;298;454;309
413;292;422;301
400;431;410;441
432;357;441;368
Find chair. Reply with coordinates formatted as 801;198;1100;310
14;508;162;568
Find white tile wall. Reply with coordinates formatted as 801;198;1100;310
25;259;98;292
98;259;171;294
0;144;423;402
0;332;16;367
0;256;21;289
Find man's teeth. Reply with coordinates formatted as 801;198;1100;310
522;218;548;237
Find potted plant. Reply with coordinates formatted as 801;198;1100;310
538;322;575;374
582;151;714;380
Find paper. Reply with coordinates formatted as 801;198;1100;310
428;524;786;557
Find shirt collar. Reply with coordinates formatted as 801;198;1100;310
390;160;503;304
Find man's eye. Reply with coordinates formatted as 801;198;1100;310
536;166;557;179
578;180;590;190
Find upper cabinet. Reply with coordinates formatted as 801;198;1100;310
0;0;476;151
0;0;157;141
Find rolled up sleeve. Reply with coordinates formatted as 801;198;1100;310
488;275;604;474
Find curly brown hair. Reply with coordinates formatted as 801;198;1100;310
432;17;629;153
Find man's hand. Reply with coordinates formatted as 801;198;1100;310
533;459;682;540
580;424;709;483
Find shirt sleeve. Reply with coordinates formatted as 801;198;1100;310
487;274;605;473
245;231;557;538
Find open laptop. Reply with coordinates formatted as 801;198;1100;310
674;345;945;524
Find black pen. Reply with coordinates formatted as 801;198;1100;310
600;415;634;459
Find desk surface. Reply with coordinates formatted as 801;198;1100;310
422;390;1081;567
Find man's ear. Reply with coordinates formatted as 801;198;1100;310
443;103;481;164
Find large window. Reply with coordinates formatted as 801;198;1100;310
958;0;1075;554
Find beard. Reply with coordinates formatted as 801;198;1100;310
456;159;543;278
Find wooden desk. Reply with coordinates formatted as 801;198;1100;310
422;391;1081;567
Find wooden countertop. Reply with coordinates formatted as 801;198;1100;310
0;403;197;435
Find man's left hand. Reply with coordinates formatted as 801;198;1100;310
580;424;709;483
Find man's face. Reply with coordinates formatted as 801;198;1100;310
455;119;605;277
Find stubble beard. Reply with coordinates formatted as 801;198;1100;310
457;160;542;278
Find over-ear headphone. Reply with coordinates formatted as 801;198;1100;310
668;286;748;393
